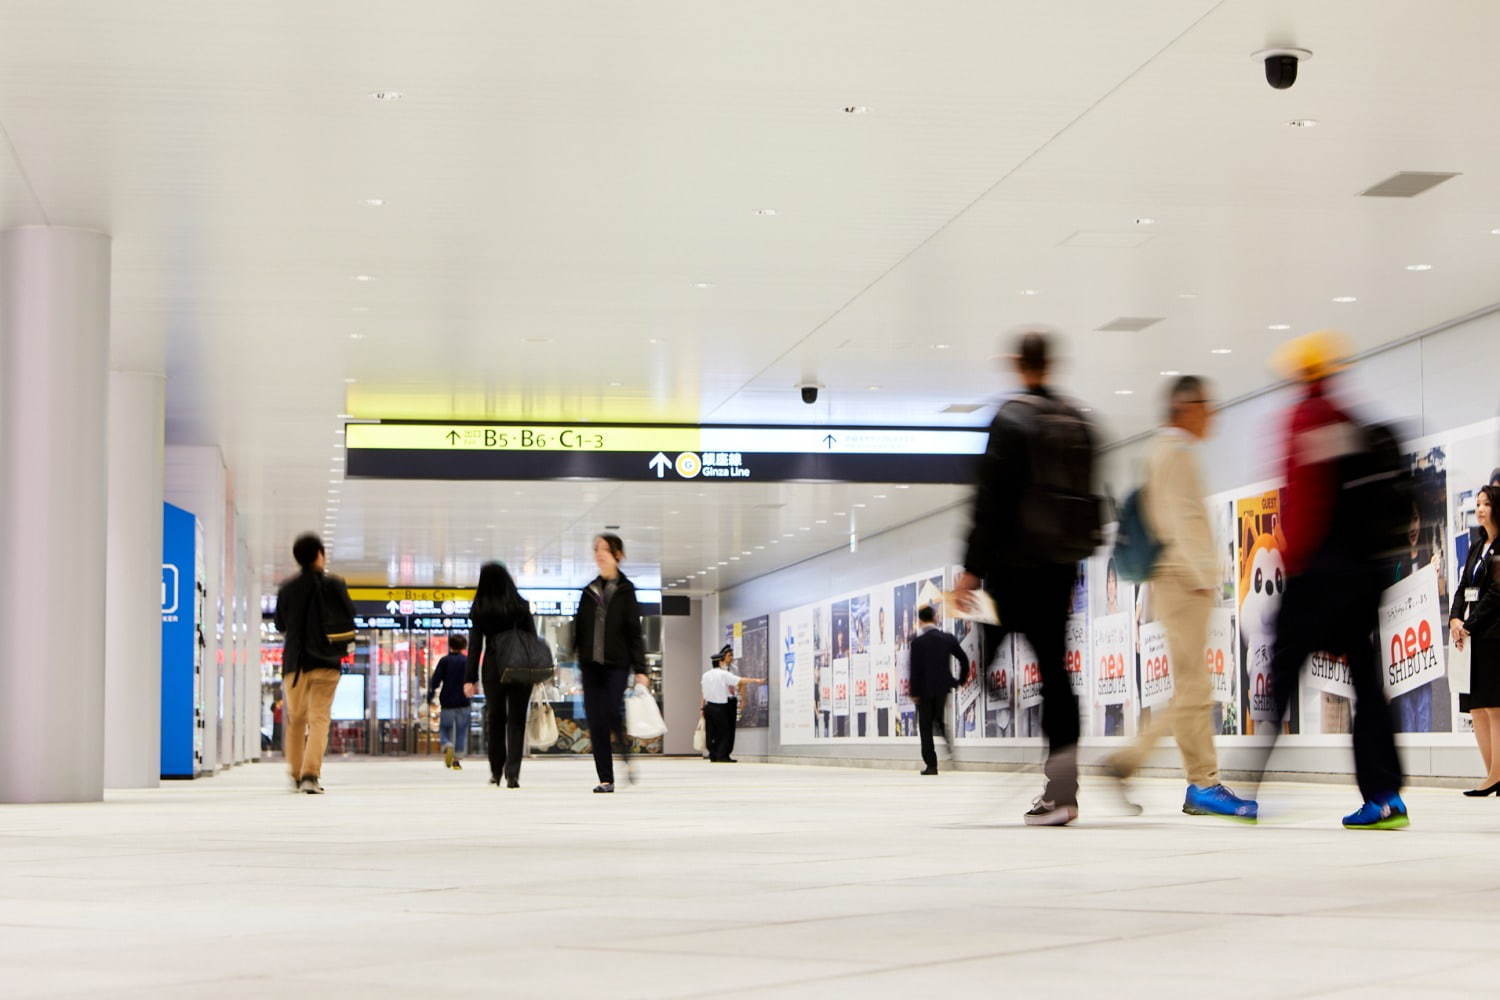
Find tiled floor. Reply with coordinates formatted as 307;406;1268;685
3;756;1499;998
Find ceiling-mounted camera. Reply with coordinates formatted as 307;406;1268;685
798;382;822;405
1252;47;1312;90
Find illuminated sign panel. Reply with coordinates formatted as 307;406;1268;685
345;422;985;483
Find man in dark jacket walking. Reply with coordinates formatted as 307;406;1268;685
274;533;356;794
427;634;471;770
955;330;1099;826
908;606;969;774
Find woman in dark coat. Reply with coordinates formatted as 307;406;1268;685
572;533;650;793
464;562;537;789
1453;484;1500;795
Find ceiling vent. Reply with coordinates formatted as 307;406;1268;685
941;403;986;414
1096;316;1163;333
1359;171;1460;198
1060;231;1154;248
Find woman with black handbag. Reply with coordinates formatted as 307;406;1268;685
574;534;651;793
464;562;540;789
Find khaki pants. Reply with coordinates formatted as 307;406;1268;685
285;669;341;780
1112;572;1218;787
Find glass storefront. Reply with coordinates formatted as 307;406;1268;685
259;607;664;760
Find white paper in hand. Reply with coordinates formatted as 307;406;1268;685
946;589;999;626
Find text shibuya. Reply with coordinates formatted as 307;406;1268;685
1386;622;1438;686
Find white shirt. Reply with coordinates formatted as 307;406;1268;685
701;667;742;704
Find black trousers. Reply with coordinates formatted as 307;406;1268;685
484;681;532;783
724;697;737;757
581;662;630;784
982;563;1079;803
1259;566;1402;802
704;702;733;761
916;693;949;771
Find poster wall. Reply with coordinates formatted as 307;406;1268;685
779;569;948;745
722;614;771;728
761;415;1497;750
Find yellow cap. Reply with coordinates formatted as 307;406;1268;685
1272;329;1352;382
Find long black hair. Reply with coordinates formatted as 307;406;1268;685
472;561;526;622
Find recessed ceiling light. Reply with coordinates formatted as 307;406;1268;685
370;91;403;102
754;208;778;216
853;503;867;509
783;533;794;538
693;281;715;289
1114;389;1134;396
1267;324;1291;331
896;485;910;489
815;519;828;524
1160;370;1181;376
1019;289;1039;296
362;198;386;207
1286;118;1319;128
1405;263;1433;271
754;545;765;550
344;377;358;384
648;338;661;345
1211;348;1233;355
718;560;729;566
353;274;374;282
608;380;622;387
771;539;780;544
729;557;739;562
337;413;352;419
741;550;752;555
523;337;552;344
799;527;811;532
1491;229;1500;236
351;306;370;313
348;332;364;340
866;385;881;391
668;510;679;516
1332;295;1358;303
833;511;846;516
1178;292;1198;300
1134;217;1156;226
933;343;951;350
843;105;871;114
874;494;888;499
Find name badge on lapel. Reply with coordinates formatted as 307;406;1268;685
1467;588;1481;604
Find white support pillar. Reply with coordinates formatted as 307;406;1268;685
104;370;166;788
0;226;112;803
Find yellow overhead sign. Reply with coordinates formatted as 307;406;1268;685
348;588;473;603
346;423;701;453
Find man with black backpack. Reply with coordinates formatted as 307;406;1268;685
957;331;1101;826
1256;331;1409;829
274;533;357;795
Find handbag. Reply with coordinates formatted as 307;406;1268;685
692;716;706;753
624;684;668;739
527;686;559;749
489;627;555;685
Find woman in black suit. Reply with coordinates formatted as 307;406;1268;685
1452;484;1500;796
573;533;650;793
464;562;537;789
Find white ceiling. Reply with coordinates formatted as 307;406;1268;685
3;1;1499;594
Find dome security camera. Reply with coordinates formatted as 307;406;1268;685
799;382;822;405
1252;47;1313;90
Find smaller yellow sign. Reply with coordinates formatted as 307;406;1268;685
349;588;472;603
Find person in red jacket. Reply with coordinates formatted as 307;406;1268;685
1255;331;1407;830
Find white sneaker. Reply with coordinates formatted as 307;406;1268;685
1023;797;1077;826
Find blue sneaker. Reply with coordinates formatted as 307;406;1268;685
1343;794;1409;830
1182;783;1258;822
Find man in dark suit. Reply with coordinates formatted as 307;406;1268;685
908;606;969;775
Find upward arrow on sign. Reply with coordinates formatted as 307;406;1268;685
648;453;671;478
445;430;460;445
822;434;837;449
385;600;401;613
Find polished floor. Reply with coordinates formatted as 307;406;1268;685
3;755;1499;998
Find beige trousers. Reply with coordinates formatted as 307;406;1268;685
1112;572;1218;787
285;669;341;780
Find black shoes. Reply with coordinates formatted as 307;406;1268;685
920;767;939;775
507;779;520;789
1463;781;1500;797
593;782;615;794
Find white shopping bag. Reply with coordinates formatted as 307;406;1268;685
624;684;668;739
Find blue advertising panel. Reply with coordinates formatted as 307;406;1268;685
161;502;199;777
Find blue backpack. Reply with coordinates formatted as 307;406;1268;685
1112;487;1162;583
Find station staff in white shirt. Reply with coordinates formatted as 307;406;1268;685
701;646;742;762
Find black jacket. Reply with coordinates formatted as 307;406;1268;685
965;387;1079;575
427;653;471;708
274;570;356;678
1455;534;1500;642
573;573;646;670
908;627;969;700
467;605;539;688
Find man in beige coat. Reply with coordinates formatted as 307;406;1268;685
1109;376;1257;821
